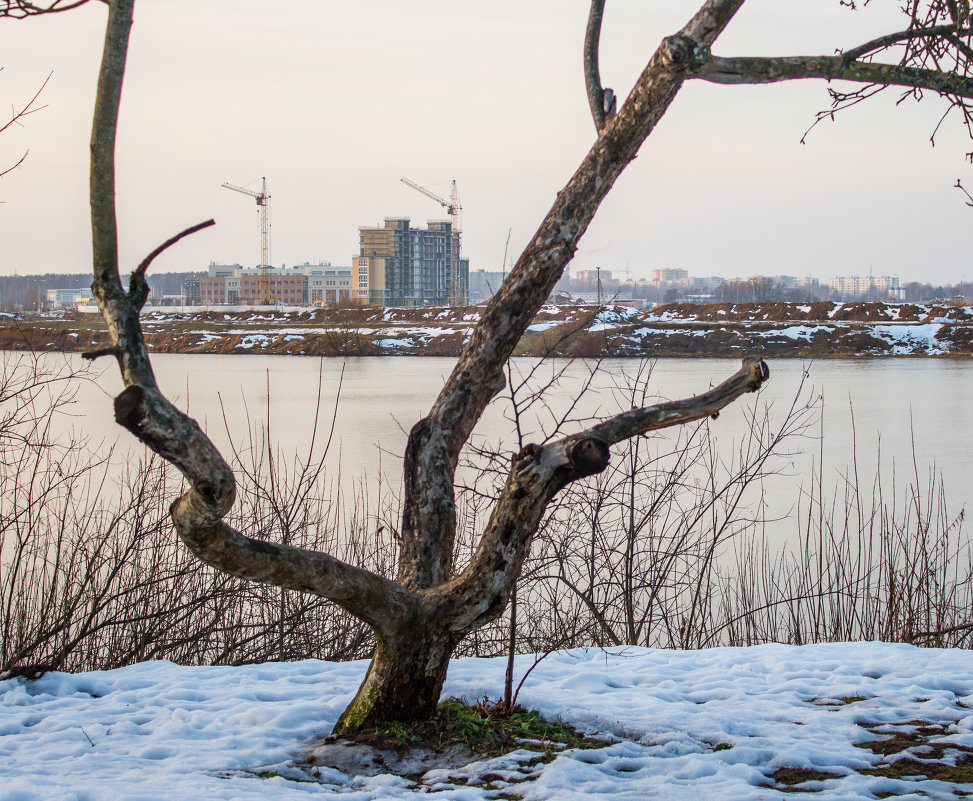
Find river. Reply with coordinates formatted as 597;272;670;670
14;353;973;547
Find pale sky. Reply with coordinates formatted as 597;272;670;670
1;0;971;284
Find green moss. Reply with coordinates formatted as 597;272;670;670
351;698;609;758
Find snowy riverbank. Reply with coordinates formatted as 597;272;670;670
2;301;971;357
2;643;973;800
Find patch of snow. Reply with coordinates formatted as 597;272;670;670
630;327;710;338
237;334;269;350
795;305;811;314
527;322;560;332
770;325;828;342
870;323;946;354
3;644;973;800
372;338;410;348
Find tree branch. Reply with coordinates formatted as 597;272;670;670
128;218;214;309
0;1;92;18
585;356;769;444
840;24;973;63
397;0;750;592
0;150;26;179
85;0;408;636
440;357;769;632
1;70;51;177
0;70;50;137
693;53;973;97
584;0;611;132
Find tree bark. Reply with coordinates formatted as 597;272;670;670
332;609;459;735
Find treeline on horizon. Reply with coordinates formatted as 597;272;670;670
0;271;971;310
0;272;200;310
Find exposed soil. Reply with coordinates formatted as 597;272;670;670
1;300;971;358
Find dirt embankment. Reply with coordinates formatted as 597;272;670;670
1;301;971;358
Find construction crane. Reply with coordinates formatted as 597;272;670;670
222;176;273;304
400;177;464;305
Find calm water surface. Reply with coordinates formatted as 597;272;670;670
48;355;973;542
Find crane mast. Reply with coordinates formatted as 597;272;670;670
221;177;272;304
400;177;464;306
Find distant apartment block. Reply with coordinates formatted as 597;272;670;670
575;269;612;283
650;268;689;284
774;275;820;291
358;217;468;306
829;275;903;301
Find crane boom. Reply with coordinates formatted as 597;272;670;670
221;177;272;304
400;177;465;306
399;177;461;218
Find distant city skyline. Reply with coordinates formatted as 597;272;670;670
1;1;972;284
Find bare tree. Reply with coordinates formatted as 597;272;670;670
10;0;973;734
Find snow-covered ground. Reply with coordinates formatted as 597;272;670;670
2;643;972;800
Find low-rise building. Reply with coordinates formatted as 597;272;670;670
192;262;353;306
46;288;91;308
304;263;354;305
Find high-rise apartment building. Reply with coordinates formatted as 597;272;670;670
358;217;468;306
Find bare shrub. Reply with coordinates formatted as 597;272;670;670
3;352;969;675
515;366;820;651
0;354;397;674
709;431;971;648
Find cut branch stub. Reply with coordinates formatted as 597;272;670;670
661;35;700;69
567;437;611;478
113;384;142;429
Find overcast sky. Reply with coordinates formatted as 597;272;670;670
1;0;971;284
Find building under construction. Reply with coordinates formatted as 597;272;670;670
357;217;468;306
